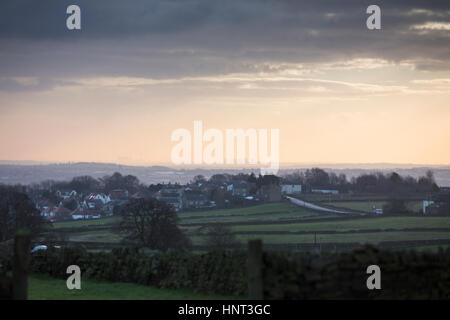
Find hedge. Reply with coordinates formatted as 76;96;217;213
29;248;248;296
8;245;450;299
263;246;450;299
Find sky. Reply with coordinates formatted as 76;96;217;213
0;0;449;167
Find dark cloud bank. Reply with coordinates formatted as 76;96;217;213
0;0;449;87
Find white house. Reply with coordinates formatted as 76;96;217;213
56;190;77;200
86;193;111;204
281;184;302;195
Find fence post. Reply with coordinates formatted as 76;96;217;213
12;230;30;300
248;239;263;300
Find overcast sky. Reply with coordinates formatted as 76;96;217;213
0;0;449;166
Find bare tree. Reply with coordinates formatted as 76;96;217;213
119;198;190;251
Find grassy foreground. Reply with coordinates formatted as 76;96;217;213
28;274;243;300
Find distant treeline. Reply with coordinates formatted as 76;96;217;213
9;168;441;202
24;172;146;204
282;168;440;195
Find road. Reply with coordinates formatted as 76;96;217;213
286;196;365;215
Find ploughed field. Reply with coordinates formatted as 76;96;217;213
49;200;450;252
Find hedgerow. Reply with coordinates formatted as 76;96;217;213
26;245;450;299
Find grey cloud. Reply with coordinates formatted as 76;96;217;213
0;0;449;90
1;1;449;40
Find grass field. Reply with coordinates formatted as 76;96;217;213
232;216;450;233
29;274;243;300
178;203;316;218
67;230;121;243
324;200;423;213
48;200;450;252
178;202;336;223
191;231;450;245
301;194;422;202
235;231;450;245
53;216;120;229
52;203;334;229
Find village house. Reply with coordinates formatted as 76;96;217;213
155;185;184;211
183;190;210;209
36;199;56;211
83;198;105;210
281;184;302;195
85;193;111;204
258;184;282;202
40;206;73;221
232;181;248;197
56;190;77;200
39;207;57;222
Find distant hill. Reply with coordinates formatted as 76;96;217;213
0;162;450;186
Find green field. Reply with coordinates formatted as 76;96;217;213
301;194;421;202
49;201;450;252
235;231;450;245
53;216;120;229
52;203;334;229
67;230;122;243
232;216;450;233
324;200;423;213
178;202;335;223
29;274;241;300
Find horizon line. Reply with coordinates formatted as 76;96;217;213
0;160;449;169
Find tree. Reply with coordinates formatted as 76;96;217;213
209;174;229;184
68;175;100;193
102;172;141;194
62;198;78;211
305;168;330;187
41;189;59;204
0;186;46;242
248;173;257;183
119;198;190;251
382;199;410;215
193;175;206;184
204;223;237;249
